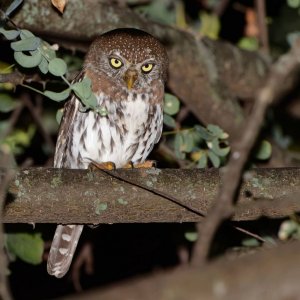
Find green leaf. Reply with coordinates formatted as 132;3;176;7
48;58;67;77
163;113;176;128
241;238;260;247
181;131;194;153
197;151;208;168
44;88;71;102
5;0;23;16
6;232;43;265
238;37;259;51
71;77;99;110
85;91;98;109
0;94;18;112
19;30;35;39
287;0;300;8
174;133;186;159
71;78;92;99
38;57;48;74
199;11;220;40
163;93;180;115
3;125;35;151
11;36;41;51
255;140;272;160
39;41;57;61
194;125;212;140
207;124;225;138
207;150;220;167
184;231;198;242
14;50;42;68
208;138;230;157
0;28;20;40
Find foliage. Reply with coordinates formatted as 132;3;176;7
5;232;44;265
0;26;107;115
163;93;231;167
0;1;106;115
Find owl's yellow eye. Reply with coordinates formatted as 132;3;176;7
110;58;123;69
141;63;153;73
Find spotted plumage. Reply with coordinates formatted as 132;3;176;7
47;28;168;278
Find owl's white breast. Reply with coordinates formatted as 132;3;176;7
69;92;162;169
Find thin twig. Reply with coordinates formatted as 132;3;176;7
234;225;275;245
0;71;24;85
157;143;189;168
21;93;55;152
255;0;269;54
191;38;300;266
0;101;24;141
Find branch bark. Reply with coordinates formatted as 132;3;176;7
60;241;300;300
10;0;269;140
2;167;300;223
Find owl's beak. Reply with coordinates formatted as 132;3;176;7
124;69;138;90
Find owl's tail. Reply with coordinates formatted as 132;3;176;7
47;224;84;278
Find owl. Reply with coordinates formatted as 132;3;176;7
47;28;168;278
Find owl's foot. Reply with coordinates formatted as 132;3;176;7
122;160;156;169
88;161;116;170
121;162;134;169
134;160;156;168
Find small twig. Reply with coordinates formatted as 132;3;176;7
191;38;300;266
21;93;55;152
0;71;24;85
234;225;275;245
255;0;269;54
71;242;94;292
157;143;188;168
0;101;24;141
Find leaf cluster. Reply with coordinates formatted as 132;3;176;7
0;1;106;115
163;93;231;168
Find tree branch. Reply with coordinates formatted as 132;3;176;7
10;0;269;140
59;241;300;300
191;37;300;265
2;167;300;223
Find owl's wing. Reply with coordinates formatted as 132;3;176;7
154;104;164;144
48;72;85;278
53;72;84;168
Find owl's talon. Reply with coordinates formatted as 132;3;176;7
88;161;116;171
133;160;156;169
121;162;134;169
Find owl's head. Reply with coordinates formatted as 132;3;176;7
85;28;168;92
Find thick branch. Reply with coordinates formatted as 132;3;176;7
191;37;300;265
61;241;300;300
2;167;299;223
10;0;269;139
